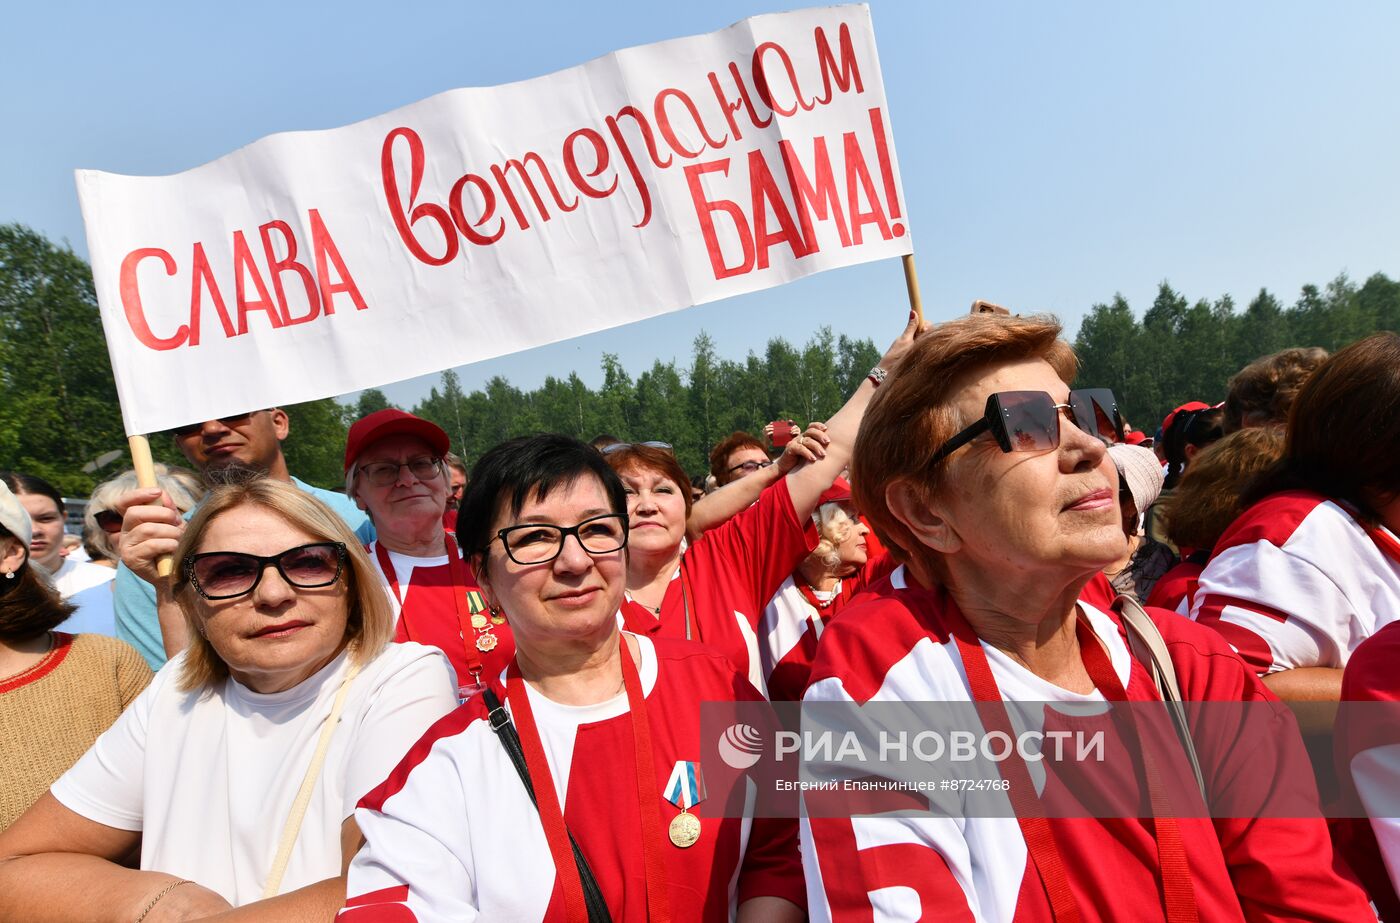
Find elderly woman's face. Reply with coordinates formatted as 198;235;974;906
932;358;1126;580
477;474;626;653
352;434;448;527
618;466;687;559
832;505;870;572
193;505;350;694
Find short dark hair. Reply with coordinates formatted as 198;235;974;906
709;431;768;484
1243;333;1400;521
457;435;629;559
0;523;74;642
0;471;66;520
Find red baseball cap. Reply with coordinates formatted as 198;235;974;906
1125;430;1149;446
1159;401;1211;438
817;477;853;508
344;409;450;473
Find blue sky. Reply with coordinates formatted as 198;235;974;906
3;1;1397;409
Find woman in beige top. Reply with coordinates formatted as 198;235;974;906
0;481;150;830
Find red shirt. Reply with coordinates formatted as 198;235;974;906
369;541;514;694
621;478;814;694
343;636;804;921
801;567;1371;921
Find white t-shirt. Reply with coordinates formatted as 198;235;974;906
52;641;458;906
51;555;116;599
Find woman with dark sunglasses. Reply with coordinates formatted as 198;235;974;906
601;311;928;696
800;314;1369;921
60;465;205;639
0;479;457;921
340;434;805;921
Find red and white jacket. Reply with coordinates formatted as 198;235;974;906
1189;490;1400;674
340;634;803;922
759;553;896;702
1145;559;1204;615
1335;621;1400;920
620;479;814;696
801;567;1370;922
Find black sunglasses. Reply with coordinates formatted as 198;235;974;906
171;412;258;438
183;542;347;600
94;509;124;534
930;389;1124;465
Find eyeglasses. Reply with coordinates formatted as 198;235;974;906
727;459;773;474
598;441;673;455
183;542;347;600
94;510;123;534
493;513;629;565
358;456;443;488
171;412;257;438
930;389;1124;465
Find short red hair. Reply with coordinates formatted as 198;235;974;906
851;314;1077;570
709;431;768;485
603;444;695;520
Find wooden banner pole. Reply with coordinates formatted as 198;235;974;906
127;433;174;577
902;253;924;326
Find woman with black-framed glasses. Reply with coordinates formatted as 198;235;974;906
340;434;805;922
800;313;1369;921
0;479;458;921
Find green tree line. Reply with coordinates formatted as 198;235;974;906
1074;275;1400;430
3;221;1397;494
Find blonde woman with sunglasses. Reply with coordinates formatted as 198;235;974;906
0;479;457;922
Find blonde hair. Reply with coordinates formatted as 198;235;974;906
170;479;393;691
85;464;205;562
810;502;857;570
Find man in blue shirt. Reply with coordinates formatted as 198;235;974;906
114;408;374;669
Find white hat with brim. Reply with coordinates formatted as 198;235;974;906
1107;443;1166;514
0;481;33;548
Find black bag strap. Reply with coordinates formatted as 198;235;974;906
483;686;614;923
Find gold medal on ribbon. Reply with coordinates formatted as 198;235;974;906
668;810;701;848
662;760;706;848
470;613;488;629
490;613;506;626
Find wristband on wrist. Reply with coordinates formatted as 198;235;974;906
134;879;194;923
866;365;888;388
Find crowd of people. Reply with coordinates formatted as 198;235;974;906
0;309;1397;921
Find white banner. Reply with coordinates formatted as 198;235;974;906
77;4;912;436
